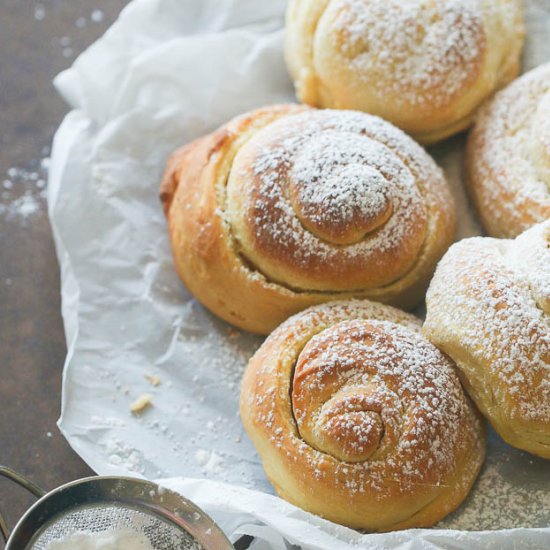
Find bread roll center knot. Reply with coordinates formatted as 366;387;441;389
316;388;386;462
292;321;406;463
289;131;393;244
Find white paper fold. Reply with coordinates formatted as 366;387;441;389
48;1;550;548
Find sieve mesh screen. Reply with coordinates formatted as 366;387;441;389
30;503;204;550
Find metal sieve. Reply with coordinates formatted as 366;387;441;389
1;466;233;549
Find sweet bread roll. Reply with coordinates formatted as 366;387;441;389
466;63;550;238
240;300;486;531
285;0;524;144
161;105;455;334
424;220;550;459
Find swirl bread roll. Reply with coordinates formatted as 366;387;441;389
466;63;550;238
161;105;455;334
424;220;550;458
285;0;524;144
240;300;486;531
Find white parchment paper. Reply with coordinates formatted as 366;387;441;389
48;1;550;548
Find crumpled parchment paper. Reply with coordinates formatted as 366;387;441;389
48;1;550;548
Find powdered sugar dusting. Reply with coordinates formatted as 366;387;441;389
1;192;41;219
1;158;49;223
467;62;550;237
44;529;155;550
330;0;485;108
227;109;450;291
291;318;479;490
290;132;393;242
440;447;550;530
243;300;484;525
424;221;550;453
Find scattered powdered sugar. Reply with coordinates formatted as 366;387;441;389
440;450;550;530
91;9;105;24
34;4;46;21
330;0;485;107
33;5;106;26
1;192;41;219
74;9;107;29
195;449;226;476
32;5;109;59
87;315;257;483
1;158;49;223
91;415;127;428
174;317;255;397
76;16;87;29
106;439;146;474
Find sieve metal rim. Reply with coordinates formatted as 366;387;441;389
5;476;233;550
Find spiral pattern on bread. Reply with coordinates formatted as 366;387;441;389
161;105;455;334
466;62;550;238
424;220;550;458
240;300;486;531
285;0;524;144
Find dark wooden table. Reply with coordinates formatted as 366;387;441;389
0;4;254;547
0;0;128;535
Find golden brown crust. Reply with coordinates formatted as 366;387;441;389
162;105;455;334
240;300;486;531
423;221;550;458
285;0;524;144
466;63;550;238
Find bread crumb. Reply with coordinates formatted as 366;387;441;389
130;394;153;414
145;374;161;387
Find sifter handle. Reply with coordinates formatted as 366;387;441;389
0;466;46;544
